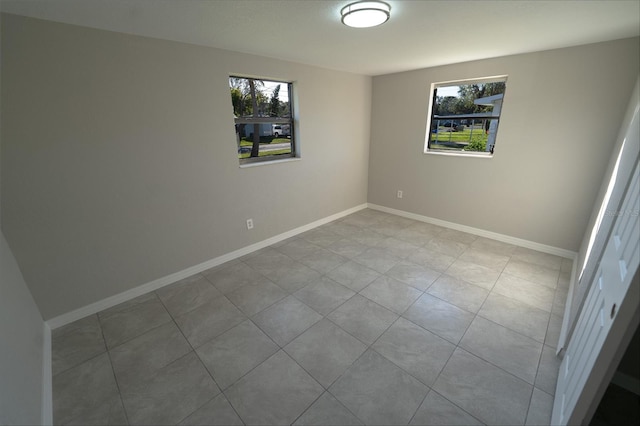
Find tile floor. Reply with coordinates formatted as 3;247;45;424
52;209;570;425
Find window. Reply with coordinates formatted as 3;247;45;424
425;76;507;155
229;76;295;165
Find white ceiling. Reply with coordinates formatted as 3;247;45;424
1;0;638;76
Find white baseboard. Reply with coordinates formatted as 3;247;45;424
367;203;577;259
46;202;577;330
42;322;52;425
46;204;368;329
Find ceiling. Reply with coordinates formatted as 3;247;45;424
1;0;638;76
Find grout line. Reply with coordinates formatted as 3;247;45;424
428;389;486;425
153;288;240;425
407;390;430;425
172;394;218;426
289;390;326;426
104;350;131;426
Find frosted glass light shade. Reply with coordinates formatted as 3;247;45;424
341;1;391;28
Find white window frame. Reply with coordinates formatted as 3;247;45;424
424;75;508;157
230;76;297;166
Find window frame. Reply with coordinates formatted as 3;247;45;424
230;75;297;166
424;75;508;157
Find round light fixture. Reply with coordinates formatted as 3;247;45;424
341;1;391;28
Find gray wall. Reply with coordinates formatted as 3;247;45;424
0;14;371;319
0;232;45;425
368;38;639;251
0;16;46;424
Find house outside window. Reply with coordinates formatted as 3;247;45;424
229;76;295;165
425;76;507;155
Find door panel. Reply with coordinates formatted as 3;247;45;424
552;161;639;425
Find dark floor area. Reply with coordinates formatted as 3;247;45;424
591;383;640;426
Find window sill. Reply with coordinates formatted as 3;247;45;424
424;150;493;159
239;157;301;168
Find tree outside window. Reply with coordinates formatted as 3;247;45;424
229;76;295;165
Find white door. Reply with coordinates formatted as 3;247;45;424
552;162;639;425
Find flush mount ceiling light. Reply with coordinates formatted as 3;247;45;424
341;1;391;28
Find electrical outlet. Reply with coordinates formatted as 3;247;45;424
397;190;403;199
246;219;254;230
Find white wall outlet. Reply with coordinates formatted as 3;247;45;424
397;190;403;199
246;219;254;230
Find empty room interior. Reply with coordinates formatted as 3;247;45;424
1;1;639;425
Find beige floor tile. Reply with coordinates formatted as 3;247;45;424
196;320;278;390
460;317;543;384
252;295;322;346
385;261;440;291
445;259;501;290
403;293;474;344
493;273;555;312
330;350;428;425
284;319;367;388
410;391;482;425
327;294;398;345
52;314;106;376
433;348;533;425
293;277;355;316
373;317;455;386
360;275;422;314
478;292;550;342
427;275;489;313
225;351;323;425
293;392;363;425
